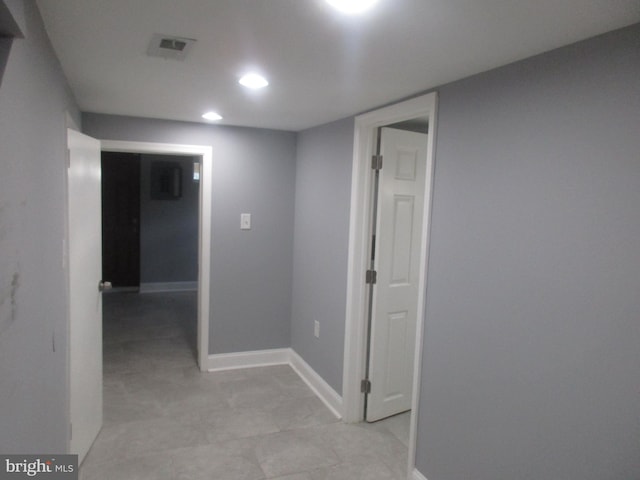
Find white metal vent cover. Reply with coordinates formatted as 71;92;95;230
147;34;196;60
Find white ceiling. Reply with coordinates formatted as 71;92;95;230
36;0;639;131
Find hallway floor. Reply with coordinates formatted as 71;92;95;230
82;292;409;479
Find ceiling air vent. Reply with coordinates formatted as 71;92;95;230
147;34;196;61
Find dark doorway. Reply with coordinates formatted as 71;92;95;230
101;152;141;288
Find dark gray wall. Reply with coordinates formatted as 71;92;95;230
140;154;199;284
417;24;640;479
291;117;354;394
83;114;296;354
0;0;80;453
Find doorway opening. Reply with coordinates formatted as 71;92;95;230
342;92;438;476
101;140;212;371
101;152;201;361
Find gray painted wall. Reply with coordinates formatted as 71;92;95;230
0;37;12;86
140;154;199;284
417;24;640;479
0;0;80;453
291;117;354;394
83;114;296;354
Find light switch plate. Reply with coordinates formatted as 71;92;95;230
241;213;251;230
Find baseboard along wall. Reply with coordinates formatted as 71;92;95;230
139;281;198;293
412;468;428;480
208;348;291;372
207;347;343;419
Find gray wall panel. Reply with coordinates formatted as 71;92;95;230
291;117;354;394
0;0;80;453
140;154;199;284
417;24;640;480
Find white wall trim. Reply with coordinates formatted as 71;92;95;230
208;348;291;371
342;92;438;477
139;281;198;293
100;140;212;372
289;350;343;419
106;287;138;293
412;468;428;480
206;348;343;420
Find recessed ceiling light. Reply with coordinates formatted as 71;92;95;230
239;73;269;90
202;111;222;121
325;0;378;14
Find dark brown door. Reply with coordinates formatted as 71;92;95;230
101;152;141;288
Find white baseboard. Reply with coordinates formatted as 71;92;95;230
412;468;428;480
105;287;138;293
139;281;198;293
207;348;291;371
206;347;343;420
289;349;343;420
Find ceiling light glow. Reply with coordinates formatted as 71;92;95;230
239;73;269;90
202;111;222;121
325;0;378;14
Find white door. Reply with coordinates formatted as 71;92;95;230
366;127;428;422
67;129;103;462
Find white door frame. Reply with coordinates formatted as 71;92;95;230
101;140;213;372
341;92;438;474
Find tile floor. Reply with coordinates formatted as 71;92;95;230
82;291;409;480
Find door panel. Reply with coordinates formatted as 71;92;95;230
101;152;141;288
67;129;103;462
366;127;428;422
390;195;415;284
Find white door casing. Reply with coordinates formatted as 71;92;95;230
366;128;428;422
100;140;212;372
342;92;438;478
67;129;103;462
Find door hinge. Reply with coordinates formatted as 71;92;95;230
365;270;377;285
371;155;383;171
361;379;371;394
